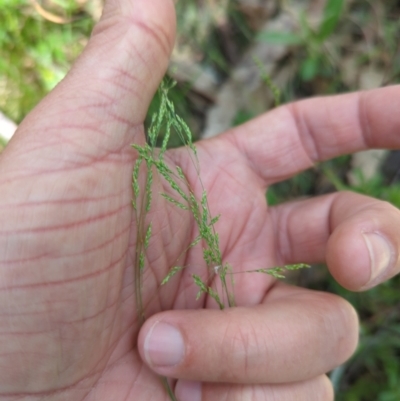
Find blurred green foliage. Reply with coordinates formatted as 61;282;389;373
259;0;345;82
0;0;93;122
328;272;400;401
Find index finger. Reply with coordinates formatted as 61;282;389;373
220;85;400;185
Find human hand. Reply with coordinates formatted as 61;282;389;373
147;86;400;400
1;0;400;400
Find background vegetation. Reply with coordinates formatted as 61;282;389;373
1;0;400;399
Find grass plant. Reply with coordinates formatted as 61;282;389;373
132;80;309;400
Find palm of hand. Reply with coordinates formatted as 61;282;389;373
0;113;275;400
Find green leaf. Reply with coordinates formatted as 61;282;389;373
300;57;319;81
317;0;344;41
257;31;303;46
299;11;314;41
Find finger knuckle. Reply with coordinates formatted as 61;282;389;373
222;314;266;382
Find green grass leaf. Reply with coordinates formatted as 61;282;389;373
317;0;344;41
257;31;303;45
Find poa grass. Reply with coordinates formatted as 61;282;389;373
132;81;309;400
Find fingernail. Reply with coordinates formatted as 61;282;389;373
175;380;202;401
362;232;393;285
144;321;185;367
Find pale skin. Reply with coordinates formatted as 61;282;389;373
1;0;400;400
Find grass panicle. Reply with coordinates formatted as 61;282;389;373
132;80;310;401
161;266;184;286
246;263;311;279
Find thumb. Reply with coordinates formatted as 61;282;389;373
1;0;176;172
